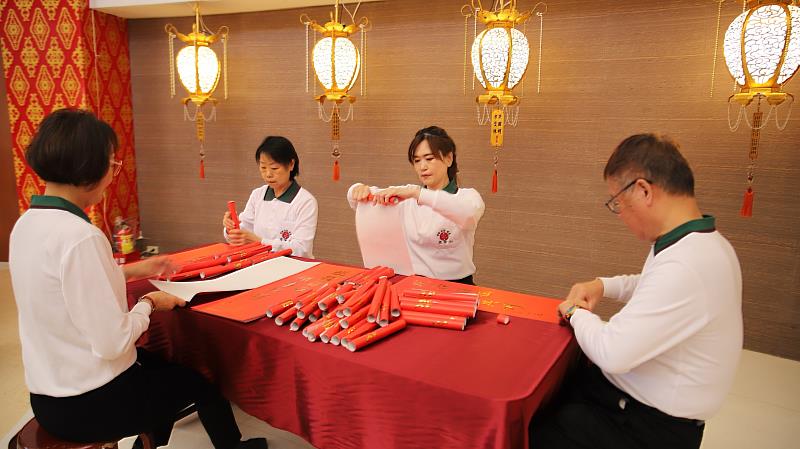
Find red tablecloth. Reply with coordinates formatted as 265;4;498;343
128;272;578;449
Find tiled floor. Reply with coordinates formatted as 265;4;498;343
1;266;798;449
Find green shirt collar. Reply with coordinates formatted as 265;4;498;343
654;215;716;256
29;195;91;223
263;180;301;203
443;178;458;194
423;178;459;194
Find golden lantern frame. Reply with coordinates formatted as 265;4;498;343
301;0;370;181
165;2;229;179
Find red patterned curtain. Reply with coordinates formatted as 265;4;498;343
0;0;140;237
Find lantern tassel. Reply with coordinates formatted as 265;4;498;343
333;159;340;181
491;169;498;193
199;159;205;179
740;187;753;217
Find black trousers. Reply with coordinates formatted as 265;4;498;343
529;362;705;449
30;348;241;449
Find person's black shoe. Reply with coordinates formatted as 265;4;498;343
236;437;268;449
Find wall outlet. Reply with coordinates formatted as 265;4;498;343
145;245;160;255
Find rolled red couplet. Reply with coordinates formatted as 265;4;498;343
340;305;369;329
378;284;391;327
226;244;273;263
389;285;401;318
320;321;342;343
227;201;240;229
331;319;373;346
347;319;407;352
402;289;479;302
307;309;322;322
274;305;297;326
250;248;293;263
213;241;263;261
341;321;379;347
266;299;295;318
367;277;389;323
497;314;510;325
343;283;378;316
399;300;475;318
200;259;254;279
289;315;308;331
401;310;466;330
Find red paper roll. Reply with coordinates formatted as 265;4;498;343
399;300;475;318
400;297;477;308
307;309;323;323
274;306;297;326
497;314;510;325
330;318;371;346
227;201;240;229
340;305;370;329
213;241;262;260
250;248;293;263
378;284;391;327
341;321;378;347
200;259;254;279
402;289;479;302
342;283;378;316
289;315;308;331
389;285;401;317
226;244;272;263
367;277;389;323
347;319;407;352
401;310;466;330
320;321;342;343
266;299;295;318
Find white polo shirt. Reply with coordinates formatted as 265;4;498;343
570;216;743;420
9;195;152;397
225;180;318;258
347;180;485;281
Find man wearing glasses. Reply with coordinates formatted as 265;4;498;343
530;134;742;449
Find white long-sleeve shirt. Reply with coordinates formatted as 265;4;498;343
225;180;318;258
347;180;485;280
570;216;742;420
9;195;152;397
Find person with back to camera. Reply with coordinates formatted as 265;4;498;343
9;108;268;449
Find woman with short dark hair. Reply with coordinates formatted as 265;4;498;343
222;135;318;258
347;126;485;284
9;109;267;449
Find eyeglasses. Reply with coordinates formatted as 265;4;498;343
604;178;651;214
110;158;123;177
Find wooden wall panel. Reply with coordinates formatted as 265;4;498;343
128;0;800;360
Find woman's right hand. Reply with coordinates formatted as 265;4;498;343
146;291;187;312
222;211;235;230
351;183;373;202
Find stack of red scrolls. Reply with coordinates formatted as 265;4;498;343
161;242;292;281
267;266;480;352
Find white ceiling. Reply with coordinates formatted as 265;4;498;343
90;0;381;19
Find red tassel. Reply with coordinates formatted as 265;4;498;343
740;187;753;217
199;159;205;179
332;159;340;181
491;169;498;193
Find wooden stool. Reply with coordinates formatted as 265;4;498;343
8;417;153;449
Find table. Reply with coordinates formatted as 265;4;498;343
127;269;578;449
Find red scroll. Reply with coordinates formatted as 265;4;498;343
346;319;407;352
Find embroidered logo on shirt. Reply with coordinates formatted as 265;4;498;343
437;229;452;245
280;229;292;241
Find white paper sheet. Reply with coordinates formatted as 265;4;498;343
355;202;415;275
150;256;319;301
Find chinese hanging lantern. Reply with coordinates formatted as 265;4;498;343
464;0;546;193
166;3;229;179
302;0;369;181
722;0;799;216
